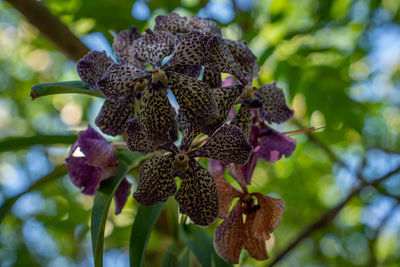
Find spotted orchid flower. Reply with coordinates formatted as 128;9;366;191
64;127;131;214
133;123;253;226
213;174;284;263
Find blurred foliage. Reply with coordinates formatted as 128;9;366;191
0;0;400;266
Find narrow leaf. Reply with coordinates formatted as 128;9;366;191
129;202;165;267
0;135;77;152
91;151;140;267
31;81;104;99
0;165;67;223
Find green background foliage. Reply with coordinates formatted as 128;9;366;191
0;0;400;266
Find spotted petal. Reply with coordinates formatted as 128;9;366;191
231;105;252;140
165;31;209;68
214;175;241;219
77;51;114;90
252;193;285;240
206;35;247;85
255;82;294;124
97;63;149;102
203;67;222;88
175;159;218;226
243;212;268;260
131;30;175;68
134;155;176;206
214;200;244;264
95;93;135;136
224;39;260;83
113;26;144;68
138;84;176;146
167;71;219;130
188;16;221;35
192;124;253;165
204;84;244;135
154;13;193;34
125;117;159;154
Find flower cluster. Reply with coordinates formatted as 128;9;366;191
68;13;297;263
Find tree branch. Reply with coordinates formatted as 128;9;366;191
268;166;400;267
5;0;89;61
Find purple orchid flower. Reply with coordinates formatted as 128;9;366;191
64;127;131;214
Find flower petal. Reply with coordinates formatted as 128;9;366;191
175;159;218;226
243;212;268;260
125;117;159;154
65;156;102;195
214;175;241;219
77;51;114;90
167;71;219;130
224;39;259;83
97;63;149;102
241;153;258;185
206;35;247;85
204;84;244;135
95;93;136;136
165;31;209;68
131;30;175;68
134;155;176;206
138;84;177;146
192;124;253;165
252;194;285;240
203;67;222;88
77;127;118;168
177;112;200;151
114;178;132;215
231;105;252;140
188;16;221;35
214;200;244;264
208;159;227;176
255;82;294;124
255;126;296;162
154;13;192;34
113;26;144;68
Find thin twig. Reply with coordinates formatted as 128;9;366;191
5;0;89;61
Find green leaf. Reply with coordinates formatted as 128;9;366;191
161;244;189;267
179;225;233;267
31;81;104;99
0;135;77;152
0;165;67;223
91;151;140;267
129;202;165;267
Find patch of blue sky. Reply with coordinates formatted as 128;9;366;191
235;0;253;12
362;149;400;182
361;194;398;229
25;147;51;182
131;1;150;21
104;249;129;267
80;32;116;62
23;219;59;259
198;0;235;24
0;161;30;197
12;192;45;219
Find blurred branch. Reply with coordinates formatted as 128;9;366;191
5;0;89;61
268;166;400;267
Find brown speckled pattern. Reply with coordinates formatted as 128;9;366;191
97;63;150;102
113;26;144;69
231;105;252;140
206;35;246;85
125;117;159;154
188;16;221;35
138;83;176;146
132;30;175;68
77;51;113;90
255;82;294;124
167;71;219;129
177;112;200;151
192;124;252;164
134;154;176;206
95;92;136;136
154;13;192;34
203;67;222;88
243;212;269;260
224;39;260;83
175;159;218;226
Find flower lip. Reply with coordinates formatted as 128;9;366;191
172;151;189;171
151;68;168;87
